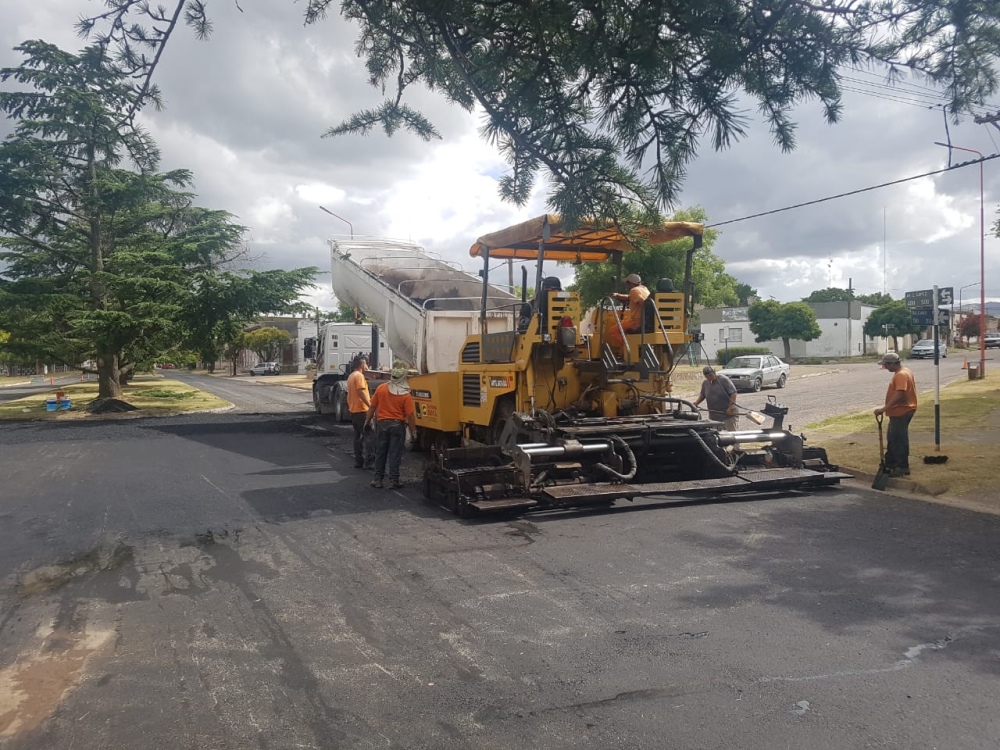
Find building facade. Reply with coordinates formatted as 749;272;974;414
698;301;890;361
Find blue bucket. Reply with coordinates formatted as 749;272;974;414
45;399;58;412
59;398;72;410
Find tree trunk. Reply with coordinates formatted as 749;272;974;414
207;362;215;374
118;363;135;387
782;337;791;361
96;354;123;399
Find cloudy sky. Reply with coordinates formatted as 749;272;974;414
3;1;999;310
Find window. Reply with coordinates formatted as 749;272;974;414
728;328;743;343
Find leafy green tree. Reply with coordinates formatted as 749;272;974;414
244;327;293;363
734;282;758;306
223;331;248;377
185;269;317;372
327;301;374;324
855;291;893;306
748;300;822;360
803;287;853;303
863;301;921;352
569;207;738;310
0;42;316;398
81;1;1000;220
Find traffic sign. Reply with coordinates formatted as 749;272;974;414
905;290;933;308
905;287;953;307
910;308;950;327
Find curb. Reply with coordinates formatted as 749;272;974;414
840;465;1000;519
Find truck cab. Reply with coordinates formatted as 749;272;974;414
310;322;393;421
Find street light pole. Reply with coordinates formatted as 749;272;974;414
318;206;354;238
934;142;986;377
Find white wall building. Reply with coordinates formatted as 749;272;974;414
698;301;891;361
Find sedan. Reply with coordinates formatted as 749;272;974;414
985;335;1000;349
909;339;947;359
718;354;790;392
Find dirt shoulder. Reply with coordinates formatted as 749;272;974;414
807;368;1000;514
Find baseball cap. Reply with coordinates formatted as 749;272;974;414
702;365;716;375
879;352;901;365
624;273;642;285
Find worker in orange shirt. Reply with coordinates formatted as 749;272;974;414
365;367;417;489
347;355;374;469
604;273;650;351
874;351;918;476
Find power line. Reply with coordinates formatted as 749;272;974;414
707;154;1000;229
844;67;1000;114
840;85;944;110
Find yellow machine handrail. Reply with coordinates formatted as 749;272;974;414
599;296;632;364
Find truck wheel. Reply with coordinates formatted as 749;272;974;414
752;377;762;392
330;386;347;422
776;373;787;388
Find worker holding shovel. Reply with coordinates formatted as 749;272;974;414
874;352;918;477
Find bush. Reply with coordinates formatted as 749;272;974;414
716;346;772;366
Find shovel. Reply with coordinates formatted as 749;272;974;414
872;413;890;491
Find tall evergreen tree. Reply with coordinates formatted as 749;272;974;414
0;42;315;399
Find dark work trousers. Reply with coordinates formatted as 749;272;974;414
373;420;407;484
885;411;915;471
351;412;374;466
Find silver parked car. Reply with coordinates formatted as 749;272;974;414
909;339;947;359
249;362;281;376
718;354;790;392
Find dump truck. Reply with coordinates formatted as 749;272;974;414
329;218;849;516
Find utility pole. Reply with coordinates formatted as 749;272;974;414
847;277;853;358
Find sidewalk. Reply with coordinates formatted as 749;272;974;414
806;368;1000;514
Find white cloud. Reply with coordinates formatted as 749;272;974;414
2;0;999;307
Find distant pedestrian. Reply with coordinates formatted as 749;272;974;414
874;352;917;476
365;367;416;490
347;355;374;469
693;365;739;430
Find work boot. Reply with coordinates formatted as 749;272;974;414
389;481;404;490
370;479;383;489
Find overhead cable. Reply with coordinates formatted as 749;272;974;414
706;155;1000;229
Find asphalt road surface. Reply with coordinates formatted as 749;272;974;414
1;369;999;749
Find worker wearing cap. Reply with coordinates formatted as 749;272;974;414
693;365;739;430
605;273;650;350
347;354;374;469
365;367;417;489
874;351;918;476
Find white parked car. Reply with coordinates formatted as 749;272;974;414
984;334;1000;349
718;355;790;392
909;339;947;359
